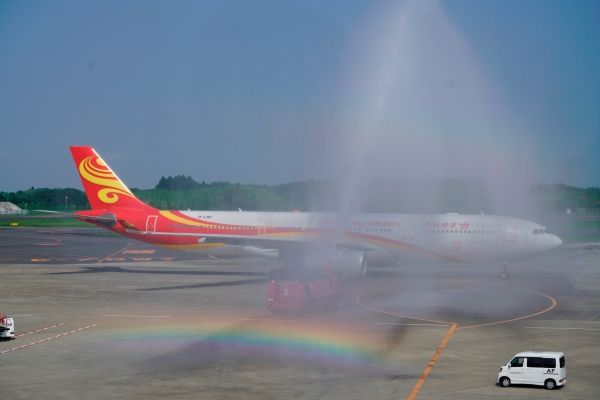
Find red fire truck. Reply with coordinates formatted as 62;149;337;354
266;267;342;314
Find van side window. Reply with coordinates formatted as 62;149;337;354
560;356;566;368
543;358;556;368
510;357;524;367
527;357;543;368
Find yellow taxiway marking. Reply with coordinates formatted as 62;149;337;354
357;287;559;399
525;326;600;331
406;323;457;400
459;290;557;330
355;293;453;325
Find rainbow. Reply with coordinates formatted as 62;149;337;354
105;317;386;370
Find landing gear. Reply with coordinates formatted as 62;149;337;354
500;263;511;280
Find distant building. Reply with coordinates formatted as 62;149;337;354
0;202;27;215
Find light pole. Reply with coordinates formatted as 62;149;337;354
65;195;68;211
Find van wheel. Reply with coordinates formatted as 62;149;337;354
544;379;556;390
499;377;511;387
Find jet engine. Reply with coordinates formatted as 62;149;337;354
294;248;368;278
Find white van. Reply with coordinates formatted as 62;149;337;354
498;351;566;390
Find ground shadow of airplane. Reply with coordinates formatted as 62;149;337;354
48;266;268;277
47;266;269;290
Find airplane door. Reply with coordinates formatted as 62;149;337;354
401;230;414;241
146;215;158;232
504;224;517;243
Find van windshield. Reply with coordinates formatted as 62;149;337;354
510;357;524;367
560;356;566;368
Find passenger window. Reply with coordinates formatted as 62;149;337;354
510;357;524;367
560;356;566;368
527;357;543;368
543;358;556;368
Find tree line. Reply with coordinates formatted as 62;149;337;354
1;175;599;214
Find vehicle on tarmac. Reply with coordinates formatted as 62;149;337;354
266;267;342;314
498;351;566;390
0;314;15;339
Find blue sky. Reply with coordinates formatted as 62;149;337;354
0;0;598;191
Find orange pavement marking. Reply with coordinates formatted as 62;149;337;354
406;323;457;400
459;290;557;330
355;293;453;325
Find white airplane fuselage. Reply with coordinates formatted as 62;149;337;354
150;210;562;263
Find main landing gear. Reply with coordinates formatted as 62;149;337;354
500;262;511;280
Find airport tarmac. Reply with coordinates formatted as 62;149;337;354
1;228;599;399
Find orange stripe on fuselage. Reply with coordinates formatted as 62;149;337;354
159;210;215;227
155;211;457;261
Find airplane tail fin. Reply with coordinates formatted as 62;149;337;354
69;146;153;211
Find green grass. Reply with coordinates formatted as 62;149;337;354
0;218;90;228
563;234;600;243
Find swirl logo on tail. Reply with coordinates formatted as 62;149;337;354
71;146;155;211
78;155;134;205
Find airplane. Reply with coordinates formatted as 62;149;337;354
68;146;562;279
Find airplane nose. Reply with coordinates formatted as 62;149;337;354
551;234;562;248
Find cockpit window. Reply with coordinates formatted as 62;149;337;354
532;229;550;235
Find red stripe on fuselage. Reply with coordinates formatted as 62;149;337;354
114;210;459;261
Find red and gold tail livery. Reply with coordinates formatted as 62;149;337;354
70;146;152;211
